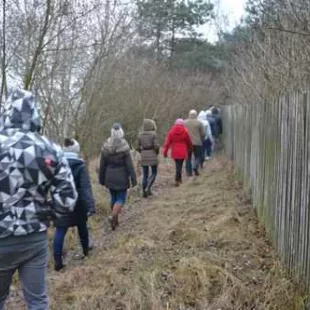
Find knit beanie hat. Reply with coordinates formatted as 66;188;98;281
63;138;80;154
175;118;184;125
111;123;124;139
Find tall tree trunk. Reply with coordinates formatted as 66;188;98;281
170;20;176;59
0;0;7;102
155;21;161;62
169;0;176;62
24;0;51;90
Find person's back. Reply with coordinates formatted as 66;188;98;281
206;110;218;137
53;139;95;270
138;119;159;165
197;111;212;140
0;89;77;310
99;123;137;230
163;119;193;186
137;119;159;197
163;120;192;160
184;110;205;176
212;107;223;136
198;110;214;162
100;138;134;191
185;112;205;146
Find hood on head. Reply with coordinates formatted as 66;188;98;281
0;88;41;132
143;119;156;132
102;137;130;155
212;107;220;115
198;111;207;121
63;138;80;154
172;123;187;135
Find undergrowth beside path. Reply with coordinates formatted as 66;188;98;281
6;157;307;310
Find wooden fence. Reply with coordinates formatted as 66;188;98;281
222;92;310;284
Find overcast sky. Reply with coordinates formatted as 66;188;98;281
199;0;247;42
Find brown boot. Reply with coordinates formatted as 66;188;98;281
110;204;122;230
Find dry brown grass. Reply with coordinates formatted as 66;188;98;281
6;156;308;310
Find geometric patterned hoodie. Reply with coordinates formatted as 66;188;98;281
0;88;77;239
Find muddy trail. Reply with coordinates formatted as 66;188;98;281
6;157;306;310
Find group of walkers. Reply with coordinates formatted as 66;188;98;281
0;88;222;310
164;108;222;184
98;108;222;231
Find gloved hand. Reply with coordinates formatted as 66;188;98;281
36;209;56;221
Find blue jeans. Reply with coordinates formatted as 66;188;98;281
186;145;203;176
0;233;48;310
142;165;158;191
203;138;213;157
109;190;127;207
53;222;89;259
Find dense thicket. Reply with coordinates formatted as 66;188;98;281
220;0;310;104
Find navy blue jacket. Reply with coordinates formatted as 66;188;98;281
54;154;95;228
207;115;218;137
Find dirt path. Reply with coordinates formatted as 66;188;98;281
6;157;305;310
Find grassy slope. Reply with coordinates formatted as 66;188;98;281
7;157;306;310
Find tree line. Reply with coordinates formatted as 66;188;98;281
3;0;299;160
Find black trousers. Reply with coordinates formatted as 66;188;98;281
174;159;184;182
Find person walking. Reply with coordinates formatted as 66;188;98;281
99;123;137;230
184;110;205;176
137;119;159;198
206;110;217;157
53;138;96;271
0;89;77;310
163;119;193;186
211;107;223;150
198;110;213;162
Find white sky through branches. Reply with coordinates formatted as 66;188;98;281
199;0;247;42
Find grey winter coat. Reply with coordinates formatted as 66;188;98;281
137;119;159;166
99;138;137;190
184;118;205;146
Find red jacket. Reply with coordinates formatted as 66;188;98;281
163;124;193;159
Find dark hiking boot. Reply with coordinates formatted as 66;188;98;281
175;181;180;187
115;213;119;227
194;167;199;176
54;255;64;271
143;190;148;198
83;247;89;257
147;188;153;196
